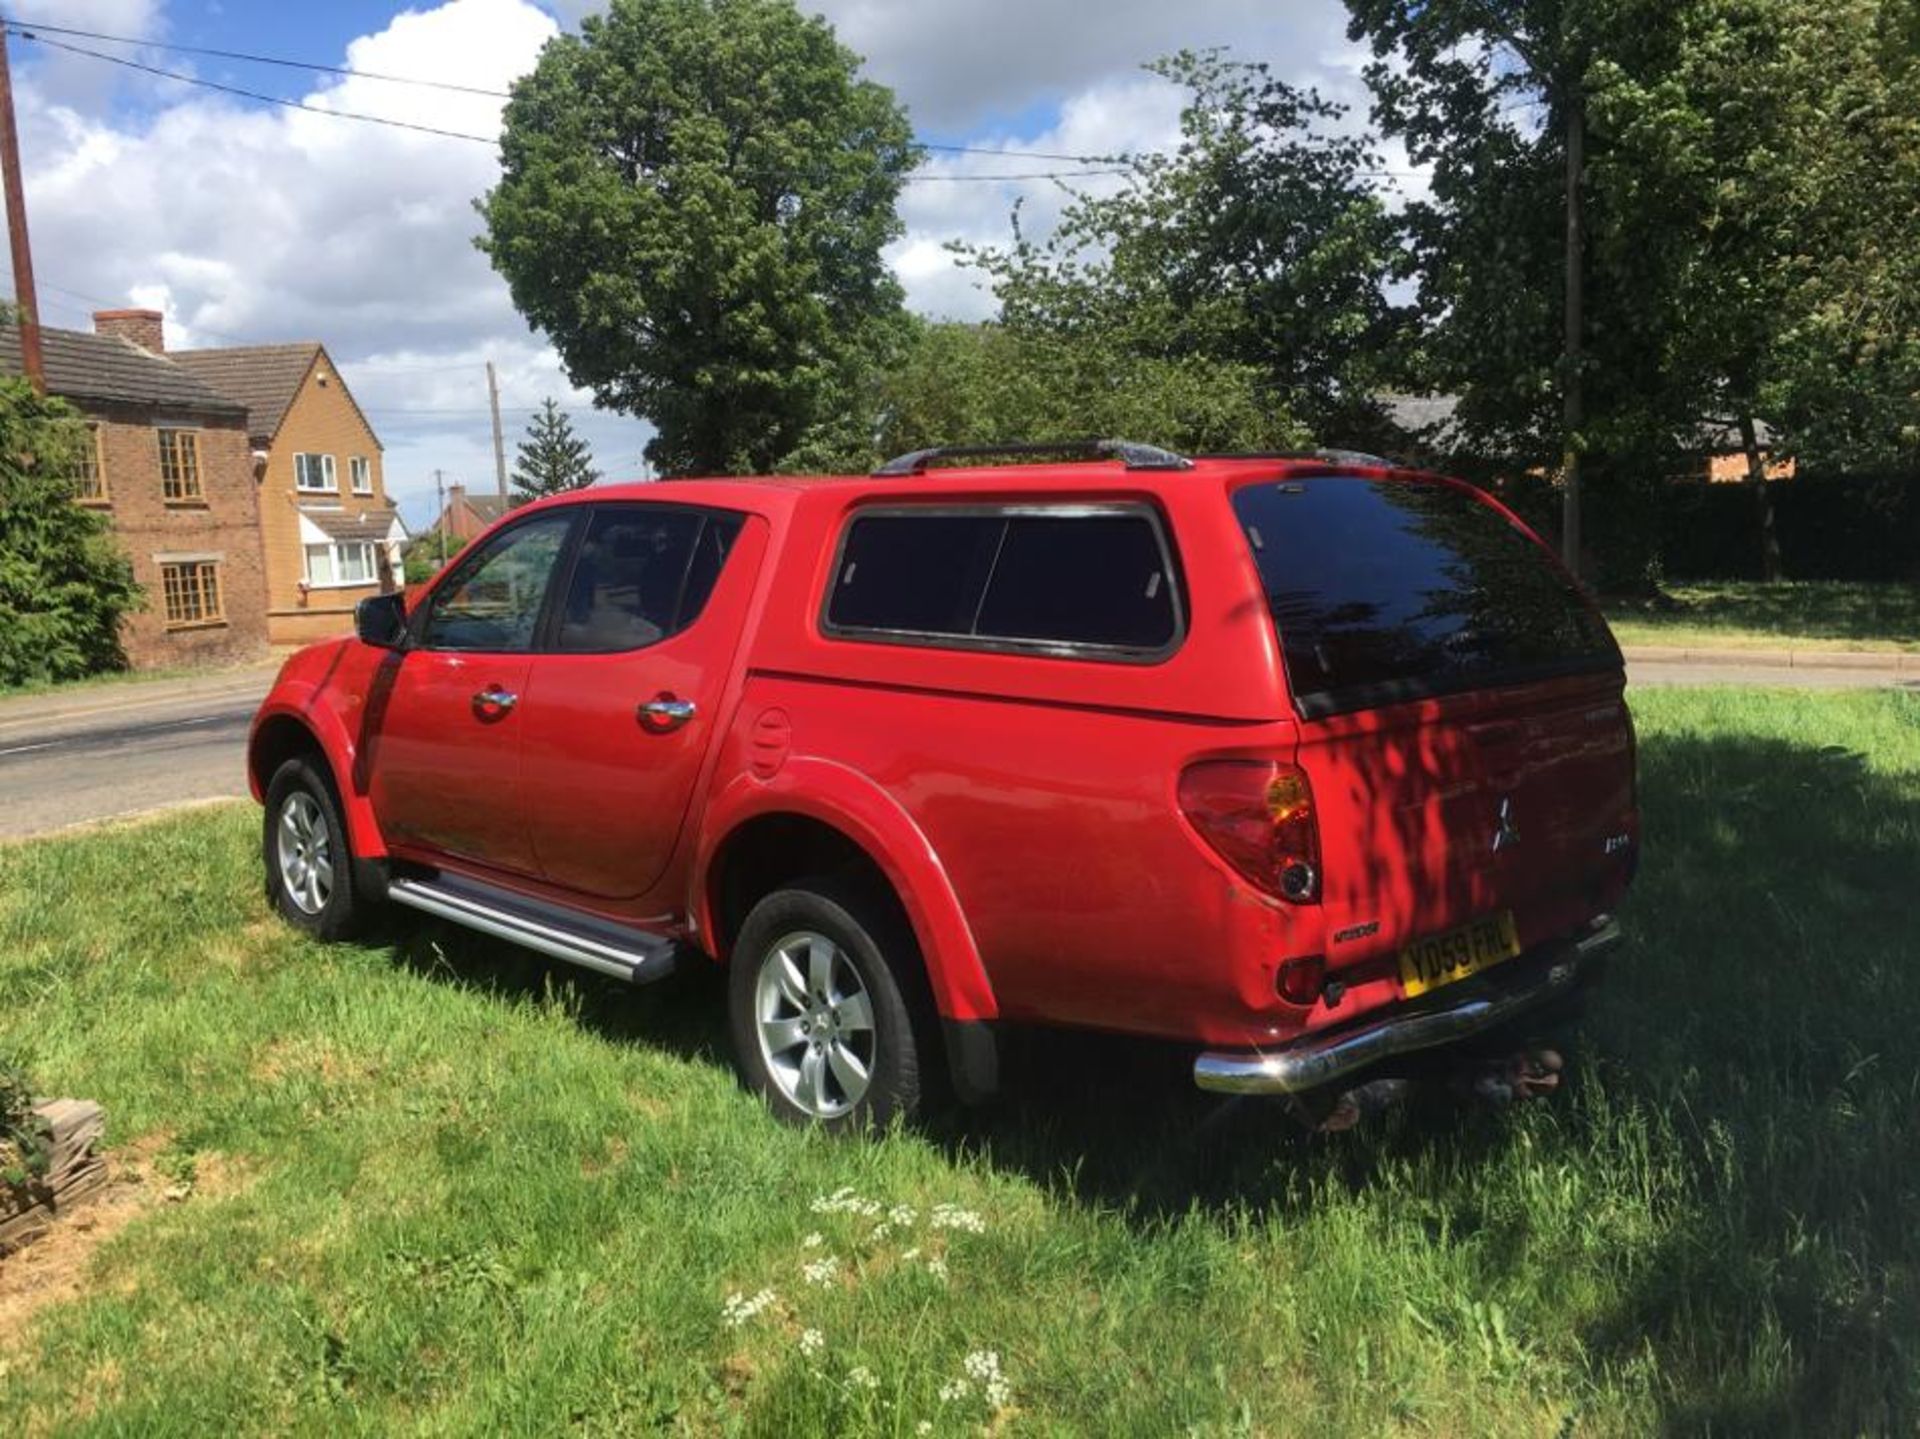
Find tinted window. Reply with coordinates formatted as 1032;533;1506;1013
419;512;573;652
826;514;1004;637
556;507;743;653
975;515;1176;649
1232;476;1619;717
825;508;1180;656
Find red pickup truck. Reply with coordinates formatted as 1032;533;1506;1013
250;442;1637;1131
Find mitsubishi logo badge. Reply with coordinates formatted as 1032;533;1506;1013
1492;796;1520;853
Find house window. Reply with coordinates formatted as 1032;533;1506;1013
158;429;202;502
304;540;378;587
295;453;338;492
73;422;107;503
159;560;223;627
350;456;372;494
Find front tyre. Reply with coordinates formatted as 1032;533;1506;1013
264;756;366;940
727;879;928;1132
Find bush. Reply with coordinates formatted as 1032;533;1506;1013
1660;470;1920;583
0;380;142;687
0;1060;49;1192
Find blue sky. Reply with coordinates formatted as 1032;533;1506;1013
8;0;1383;526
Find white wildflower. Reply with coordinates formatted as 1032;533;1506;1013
938;1378;971;1403
929;1204;986;1235
901;1247;921;1262
847;1364;880;1391
802;1231;825;1249
926;1255;949;1283
963;1350;1002;1382
961;1350;1011;1409
916;1423;933;1436
872;1221;893;1242
810;1187;884;1219
720;1288;778;1329
889;1204;917;1226
798;1328;824;1358
802;1254;841;1288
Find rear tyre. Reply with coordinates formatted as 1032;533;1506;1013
728;878;928;1133
264;756;366;941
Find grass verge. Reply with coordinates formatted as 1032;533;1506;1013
1606;581;1920;652
2;688;1918;1433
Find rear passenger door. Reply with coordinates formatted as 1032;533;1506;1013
518;502;759;901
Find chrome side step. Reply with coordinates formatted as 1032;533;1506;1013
387;876;680;985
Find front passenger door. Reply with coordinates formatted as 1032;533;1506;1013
367;510;574;875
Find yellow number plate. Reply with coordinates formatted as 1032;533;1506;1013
1397;912;1521;997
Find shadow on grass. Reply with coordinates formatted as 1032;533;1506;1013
368;715;1920;1433
1609;580;1920;646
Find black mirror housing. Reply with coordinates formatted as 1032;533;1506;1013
355;592;408;650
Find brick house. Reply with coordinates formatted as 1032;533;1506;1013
421;481;510;549
174;341;403;645
1;312;270;670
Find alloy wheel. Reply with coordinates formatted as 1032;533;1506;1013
753;929;877;1119
277;791;334;916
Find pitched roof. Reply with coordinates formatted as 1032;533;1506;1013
171;343;322;443
0;323;245;416
465;493;509;522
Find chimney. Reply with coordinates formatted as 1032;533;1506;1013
93;308;165;353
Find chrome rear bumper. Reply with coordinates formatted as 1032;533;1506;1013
1192;916;1623;1096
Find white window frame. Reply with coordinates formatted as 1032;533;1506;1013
349;456;372;494
294;452;338;492
303;539;379;589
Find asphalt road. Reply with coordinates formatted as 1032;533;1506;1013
0;656;1912;843
0;671;272;842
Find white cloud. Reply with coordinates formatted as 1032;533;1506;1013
13;0;645;523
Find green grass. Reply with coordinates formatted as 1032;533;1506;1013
0;658;271;702
4;688;1920;1433
1606;581;1920;653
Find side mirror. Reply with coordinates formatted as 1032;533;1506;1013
355;591;408;650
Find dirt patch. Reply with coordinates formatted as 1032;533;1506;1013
0;1165;153;1356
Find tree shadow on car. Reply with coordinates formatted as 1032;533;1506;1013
940;721;1920;1434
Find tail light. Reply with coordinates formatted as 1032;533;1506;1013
1177;760;1322;903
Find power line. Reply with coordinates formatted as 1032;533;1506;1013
13;29;1135;183
1;16;513;97
15;31;503;143
4;17;1128;165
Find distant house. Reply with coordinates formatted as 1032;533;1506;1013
174;341;403;645
1375;393;1796;482
1;310;270;670
421;481;510;550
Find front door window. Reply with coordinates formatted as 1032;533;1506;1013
418;513;573;652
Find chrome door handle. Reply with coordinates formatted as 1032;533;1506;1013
472;685;518;715
638;697;697;731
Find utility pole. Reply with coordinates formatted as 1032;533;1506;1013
486;361;509;507
0;26;45;394
434;469;447;567
1559;92;1585;579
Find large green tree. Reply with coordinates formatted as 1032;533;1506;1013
960;51;1408;439
1348;0;1920;580
510;398;601;502
480;0;919;476
0;383;141;687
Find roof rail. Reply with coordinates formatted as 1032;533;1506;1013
1196;448;1396;468
872;438;1194;477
